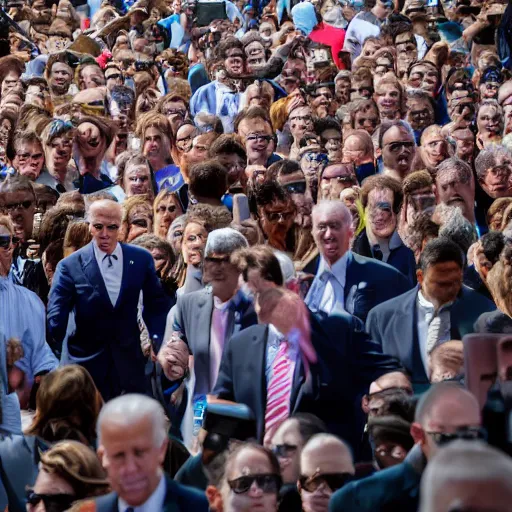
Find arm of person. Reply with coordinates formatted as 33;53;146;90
46;261;74;357
462;16;490;43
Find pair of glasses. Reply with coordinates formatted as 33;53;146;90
425;426;486;446
106;73;123;80
157;204;177;214
0;235;19;249
2;200;33;211
272;443;298;457
384;141;415;153
283;181;307;194
16;152;44;162
92;223;119;231
303;153;328;164
163;108;186;117
266;210;294;222
350;86;373;96
246;134;273;144
131;219;148;228
204;255;231;265
299;472;353;493
228;474;282;494
26;491;75;512
289;115;313;123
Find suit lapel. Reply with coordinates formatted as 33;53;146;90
197;291;214;386
81;243;113;309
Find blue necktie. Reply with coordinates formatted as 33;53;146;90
103;254;118;268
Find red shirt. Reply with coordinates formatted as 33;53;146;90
309;22;346;69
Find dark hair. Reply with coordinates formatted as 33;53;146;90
291;413;328;443
189;160;229;200
209;134;247;161
267;159;301;181
38;207;79;254
481;231;505;266
231;245;284;286
402;170;433;196
361;174;403;214
0;174;35;200
131;233;175;266
254;180;291;209
216;36;244;61
234;106;272;134
379;119;414;150
419;238;464;272
314;117;341;136
436;158;472;185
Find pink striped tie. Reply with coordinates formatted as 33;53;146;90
264;340;293;445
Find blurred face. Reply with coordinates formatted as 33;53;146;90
418;261;463;310
25;84;50;110
375;58;393;79
381;126;416;175
423;135;449;167
246;86;273;111
335;78;351;105
89;207;121;254
288;107;313;142
76;122;106;159
362;40;381;58
436;168;474;220
203;250;240;298
105;67;123;91
407;64;439;96
312;208;353;266
176;124;197;153
258;198;295;250
1;71;19;96
0;118;12;149
182;221;207;266
480;81;500;100
301;152;328;188
278;171;313;228
225;47;245;77
245;41;266;71
375;83;401;119
343;135;370;166
367;187;396;239
373;442;408;469
127;204;153;242
310;87;335;118
0;225;14;277
222;448;279;512
161;100;187;135
47;133;73;174
406;97;435;132
320;128;342;161
453;131;475;163
123;163;151;196
217;153;246;187
0;190;35;242
353;105;379;135
150;247;168;274
168;219;184;255
350;78;373;101
155;196;183;238
80;65;105;89
99;417;167;507
143;127;168;163
188;135;210;162
27;467;75;512
320;164;357;200
395;33;417;78
271;419;303;484
479;153;512;199
477;105;504;138
245;267;278;295
14;142;45;181
239;119;274;165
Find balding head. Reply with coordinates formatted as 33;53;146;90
88;199;122;255
88;199;122;224
300;434;354;476
411;382;481;460
420;440;512;512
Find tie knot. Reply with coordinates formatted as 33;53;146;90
103;253;118;268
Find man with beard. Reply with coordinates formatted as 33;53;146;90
405;89;436;144
475;145;512;199
380;120;417;182
352;175;416;284
435;157;476;226
308;83;336;119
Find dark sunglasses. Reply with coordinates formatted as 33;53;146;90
92;223;119;231
272;443;298;457
283;181;307;194
204;255;231;265
426;427;486;446
0;235;19;249
299;472;353;493
26;491;75;512
2;200;33;211
246;134;274;144
228;474;282;494
131;219;148;228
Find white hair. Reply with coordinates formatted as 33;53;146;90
312;200;353;227
205;227;248;257
419;440;512;512
96;394;168;447
87;199;122;223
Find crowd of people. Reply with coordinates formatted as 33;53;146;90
1;0;512;508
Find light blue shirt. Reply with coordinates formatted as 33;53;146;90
93;241;123;306
118;473;166;512
265;324;299;384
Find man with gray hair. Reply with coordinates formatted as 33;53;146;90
89;394;208;511
419;440;512;512
48;199;172;400
474;145;512;200
160;227;256;397
305;200;411;322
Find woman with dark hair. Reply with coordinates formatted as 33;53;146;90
116;151;156;200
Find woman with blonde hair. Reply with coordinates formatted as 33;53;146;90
119;195;154;243
153;188;184;239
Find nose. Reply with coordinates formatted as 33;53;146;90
248;480;264;497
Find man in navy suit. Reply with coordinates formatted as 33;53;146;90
85;394;208;512
305;201;412;322
366;238;496;387
47;199;171;400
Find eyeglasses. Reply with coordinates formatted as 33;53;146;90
266;210;295;222
1;200;33;211
163;108;186;117
228;474;282;494
157;204;178;214
384;141;415;153
272;443;298;457
16;152;44;162
425;426;486;446
315;221;343;232
350;86;374;96
246;134;274;144
299;472;352;493
303;153;328;165
289;115;313;123
0;234;19;249
204;255;231;265
92;223;119;231
131;218;148;228
283;181;307;194
26;491;75;512
106;73;122;80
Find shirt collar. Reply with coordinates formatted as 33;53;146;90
317;250;350;286
118;473;165;512
388;230;404;251
417;290;454;313
93;240;122;261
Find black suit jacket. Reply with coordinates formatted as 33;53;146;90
212;311;402;452
93;475;209;512
366;285;496;385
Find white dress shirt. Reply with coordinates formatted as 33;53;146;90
209;296;230;391
317;252;348;314
93;241;123;306
416;291;452;373
118;473;166;512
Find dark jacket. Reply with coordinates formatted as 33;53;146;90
213;310;402;454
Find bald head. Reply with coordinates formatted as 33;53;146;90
88;199;122;255
312;201;352;227
300;434;354;476
420;440;512;512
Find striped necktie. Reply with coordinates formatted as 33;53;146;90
264;339;293;445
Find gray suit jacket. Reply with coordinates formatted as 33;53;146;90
165;288;258;395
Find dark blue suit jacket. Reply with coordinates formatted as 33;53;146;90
47;242;171;400
305;252;413;322
93;475;209;512
366;285;496;385
213;311;402;454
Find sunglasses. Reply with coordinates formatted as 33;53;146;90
131;219;148;228
92;223;119;231
246;134;274;144
283;181;307;194
272;443;298;457
425;427;486;446
303;153;328;164
299;472;352;493
1;200;33;211
26;491;75;512
384;141;415;153
204;255;231;265
228;473;282;494
0;235;19;249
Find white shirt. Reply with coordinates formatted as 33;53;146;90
209;296;231;391
93;241;123;306
317;252;349;314
416;291;451;373
118;473;166;512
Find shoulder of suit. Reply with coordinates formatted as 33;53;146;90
351;253;408;278
120;242;152;261
177;287;212;306
164;475;209;506
459;285;496;309
230;323;267;341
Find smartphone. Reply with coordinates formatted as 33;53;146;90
233;194;250;224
